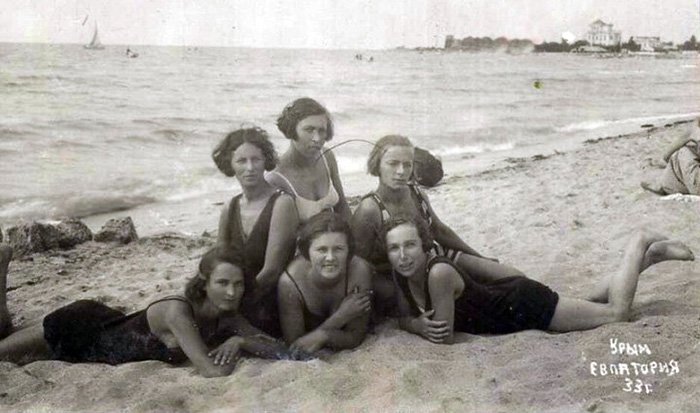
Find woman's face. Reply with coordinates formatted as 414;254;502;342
231;142;266;187
386;223;427;278
379;145;414;189
293;114;328;158
205;263;245;312
308;231;349;282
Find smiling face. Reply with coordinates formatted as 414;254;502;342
308;231;349;282
205;262;245;312
386;223;427;278
231;142;266;187
379;145;414;190
293;114;329;157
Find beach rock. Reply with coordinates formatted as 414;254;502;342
413;146;444;187
55;219;93;248
94;217;138;244
5;219;94;256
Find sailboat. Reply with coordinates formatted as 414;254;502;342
84;23;105;50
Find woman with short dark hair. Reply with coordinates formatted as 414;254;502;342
212;127;298;338
277;211;372;354
0;246;294;377
266;97;351;223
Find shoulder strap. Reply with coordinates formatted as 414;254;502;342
284;270;308;309
146;295;195;316
409;184;432;225
362;192;391;224
227;193;243;226
267;171;300;197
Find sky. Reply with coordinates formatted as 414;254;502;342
1;0;699;49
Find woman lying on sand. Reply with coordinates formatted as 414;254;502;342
212;127;298;337
641;119;700;196
278;211;372;354
266;97;351;223
351;135;524;314
0;246;294;377
384;217;694;343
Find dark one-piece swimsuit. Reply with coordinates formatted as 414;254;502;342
395;256;559;334
42;296;196;365
284;270;351;332
223;189;292;338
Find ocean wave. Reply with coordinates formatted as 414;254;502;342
432;142;516;157
556;112;700;133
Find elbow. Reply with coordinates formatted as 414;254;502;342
199;364;234;378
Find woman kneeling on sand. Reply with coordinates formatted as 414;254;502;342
641;119;700;196
212;127;298;338
0;246;293;377
278;211;372;354
351;135;525;314
384;216;694;343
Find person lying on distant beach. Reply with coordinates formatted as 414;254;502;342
385;217;694;343
212;127;298;338
278;211;372;354
266;97;351;223
641;119;700;196
351;135;524;315
0;246;295;377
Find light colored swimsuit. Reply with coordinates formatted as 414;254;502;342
660;143;700;195
266;154;340;223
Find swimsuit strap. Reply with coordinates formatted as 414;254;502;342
361;192;392;224
146;296;195;316
267;171;300;197
284;269;308;309
409;183;432;225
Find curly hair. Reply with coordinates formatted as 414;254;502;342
276;97;334;141
382;214;434;253
184;247;243;304
212;127;277;177
367;135;414;177
297;210;354;260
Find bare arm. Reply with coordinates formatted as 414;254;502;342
213;313;297;360
350;198;383;263
277;268;308;345
324;151;351;222
427;263;464;345
394;273;450;342
662;132;696;162
216;201;232;251
421;189;482;257
253;194;298;300
158;301;236;377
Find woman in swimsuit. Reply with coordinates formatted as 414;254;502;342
384;216;694;343
351;135;524;314
266;97;351;223
0;246;293;377
212;127;298;337
277;211;372;354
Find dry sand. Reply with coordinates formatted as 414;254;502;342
1;122;699;413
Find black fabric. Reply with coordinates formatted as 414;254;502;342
395;257;559;334
224;190;290;337
285;270;350;333
43;298;190;365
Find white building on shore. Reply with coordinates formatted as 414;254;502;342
586;19;621;47
632;36;661;52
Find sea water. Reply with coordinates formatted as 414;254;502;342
1;43;699;228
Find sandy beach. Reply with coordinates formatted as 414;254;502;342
2;121;699;413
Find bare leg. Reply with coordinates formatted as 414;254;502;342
455;254;525;284
0;245;12;338
587;238;694;303
0;323;51;364
548;230;692;332
640;181;667;195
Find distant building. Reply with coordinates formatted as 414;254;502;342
586;19;621;47
632;36;661;52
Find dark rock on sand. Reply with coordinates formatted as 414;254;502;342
94;217;138;244
6;219;93;256
413;147;444;187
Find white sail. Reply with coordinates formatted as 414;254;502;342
84;23;105;50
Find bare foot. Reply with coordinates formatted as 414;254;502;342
641;181;667;196
644;240;695;268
